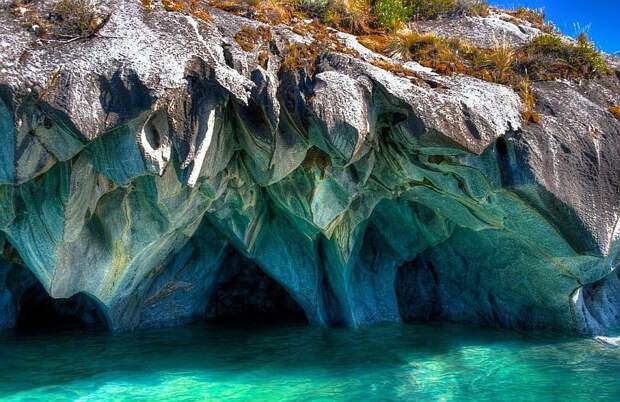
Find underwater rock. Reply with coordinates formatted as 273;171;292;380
0;0;618;335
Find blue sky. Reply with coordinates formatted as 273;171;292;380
492;0;619;54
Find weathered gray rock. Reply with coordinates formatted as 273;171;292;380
415;11;542;48
0;0;618;335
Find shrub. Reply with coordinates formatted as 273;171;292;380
235;27;261;51
282;42;320;72
512;6;544;26
507;6;554;32
211;0;292;23
296;0;329;17
140;0;153;10
386;27;467;74
465;0;489;17
572;33;610;77
234;26;271;51
526;33;564;52
53;0;98;35
609;106;620;120
373;0;412;31
189;0;211;20
407;0;460;20
484;35;515;83
323;0;372;34
517;33;610;80
254;0;292;23
370;59;420;78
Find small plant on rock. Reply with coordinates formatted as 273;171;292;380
53;0;100;35
512;6;545;26
282;42;320;72
408;0;460;20
507;6;554;32
162;0;186;12
387;27;464;74
254;0;293;23
465;0;489;17
323;0;372;34
519;76;541;124
484;35;515;83
234;25;271;51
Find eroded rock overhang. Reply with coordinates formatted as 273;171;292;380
0;0;619;335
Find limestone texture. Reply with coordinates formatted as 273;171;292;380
0;0;619;334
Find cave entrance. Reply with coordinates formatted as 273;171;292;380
395;256;441;323
206;253;308;327
16;281;108;334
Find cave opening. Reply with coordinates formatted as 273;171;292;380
16;281;108;334
395;256;441;323
495;137;513;186
206;253;308;327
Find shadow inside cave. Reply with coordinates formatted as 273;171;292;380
16;281;109;335
205;252;308;327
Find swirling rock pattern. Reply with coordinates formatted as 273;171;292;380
0;1;618;334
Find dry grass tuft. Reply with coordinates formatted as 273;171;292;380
140;0;153;10
162;0;186;12
465;0;489;17
370;58;420;78
282;42;321;72
386;27;466;74
53;0;101;35
506;6;554;33
357;34;391;54
609;106;620;120
254;0;293;24
323;0;372;34
158;1;211;20
483;35;515;83
512;6;544;26
234;25;272;51
518;76;540;124
408;0;460;20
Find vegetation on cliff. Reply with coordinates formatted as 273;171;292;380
5;0;613;126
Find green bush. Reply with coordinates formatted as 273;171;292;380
518;33;610;80
572;33;610;77
373;0;412;30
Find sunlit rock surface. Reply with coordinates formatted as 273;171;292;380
0;0;619;334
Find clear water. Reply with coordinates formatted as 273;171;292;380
0;322;619;401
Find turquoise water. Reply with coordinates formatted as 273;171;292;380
0;323;619;401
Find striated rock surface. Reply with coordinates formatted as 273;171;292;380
0;0;619;334
416;10;542;48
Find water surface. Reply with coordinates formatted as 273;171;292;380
0;323;619;401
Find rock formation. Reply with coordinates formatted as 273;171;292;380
0;0;618;334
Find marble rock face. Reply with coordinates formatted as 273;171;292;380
0;1;619;334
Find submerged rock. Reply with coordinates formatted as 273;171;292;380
0;0;618;334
